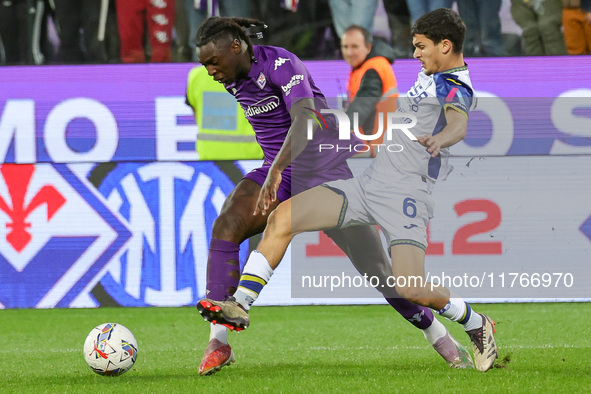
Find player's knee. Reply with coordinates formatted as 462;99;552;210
266;205;291;238
396;284;425;305
212;212;249;241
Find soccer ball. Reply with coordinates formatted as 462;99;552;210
83;323;138;376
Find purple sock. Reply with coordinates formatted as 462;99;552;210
206;238;241;301
386;297;434;330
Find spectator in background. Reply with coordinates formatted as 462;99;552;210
175;0;192;61
0;0;29;65
0;0;53;65
53;0;107;63
405;0;453;24
103;0;121;63
251;0;336;60
456;0;504;56
510;0;567;55
383;0;413;58
185;0;250;61
116;0;175;62
328;0;378;38
562;0;591;54
341;24;399;156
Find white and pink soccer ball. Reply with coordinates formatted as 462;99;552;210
83;323;138;376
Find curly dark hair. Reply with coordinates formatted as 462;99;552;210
196;17;267;60
411;8;466;54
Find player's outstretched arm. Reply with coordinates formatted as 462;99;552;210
416;107;468;157
254;97;315;216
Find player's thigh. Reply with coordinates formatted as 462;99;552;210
368;185;432;279
289;185;344;235
214;178;281;240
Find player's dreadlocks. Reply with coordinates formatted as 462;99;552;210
196;17;267;61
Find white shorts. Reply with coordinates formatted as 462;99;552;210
323;173;434;252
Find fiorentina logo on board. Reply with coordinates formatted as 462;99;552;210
0;164;131;308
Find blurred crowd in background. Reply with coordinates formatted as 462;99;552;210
0;0;589;66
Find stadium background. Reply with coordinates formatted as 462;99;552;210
1;55;590;310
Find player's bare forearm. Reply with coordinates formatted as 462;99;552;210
269;97;315;174
416;107;467;157
254;98;314;216
438;108;468;147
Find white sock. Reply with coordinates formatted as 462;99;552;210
438;298;468;321
461;311;484;331
438;298;483;331
209;322;228;343
422;317;448;345
233;250;274;311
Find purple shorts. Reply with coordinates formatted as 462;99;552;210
243;163;353;202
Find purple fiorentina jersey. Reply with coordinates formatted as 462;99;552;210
224;46;357;176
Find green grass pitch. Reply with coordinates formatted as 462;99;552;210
1;302;590;393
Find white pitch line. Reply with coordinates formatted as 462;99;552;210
0;348;80;354
306;343;590;351
1;343;588;355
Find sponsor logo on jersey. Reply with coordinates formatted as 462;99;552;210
243;96;280;118
274;57;290;70
281;74;304;96
257;72;267;89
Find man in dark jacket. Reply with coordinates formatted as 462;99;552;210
341;25;399;155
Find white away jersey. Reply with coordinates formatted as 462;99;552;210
364;65;475;184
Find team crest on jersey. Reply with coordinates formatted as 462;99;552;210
274;57;290;70
257;72;267;89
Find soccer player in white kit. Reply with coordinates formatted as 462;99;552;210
198;8;499;372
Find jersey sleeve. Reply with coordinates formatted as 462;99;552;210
435;74;474;118
267;52;315;110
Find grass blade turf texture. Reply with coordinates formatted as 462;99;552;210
0;303;589;393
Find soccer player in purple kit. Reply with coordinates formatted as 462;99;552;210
193;16;473;375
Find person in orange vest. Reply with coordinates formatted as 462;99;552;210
562;0;591;55
341;24;399;156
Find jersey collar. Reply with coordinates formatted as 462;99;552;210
439;62;468;74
